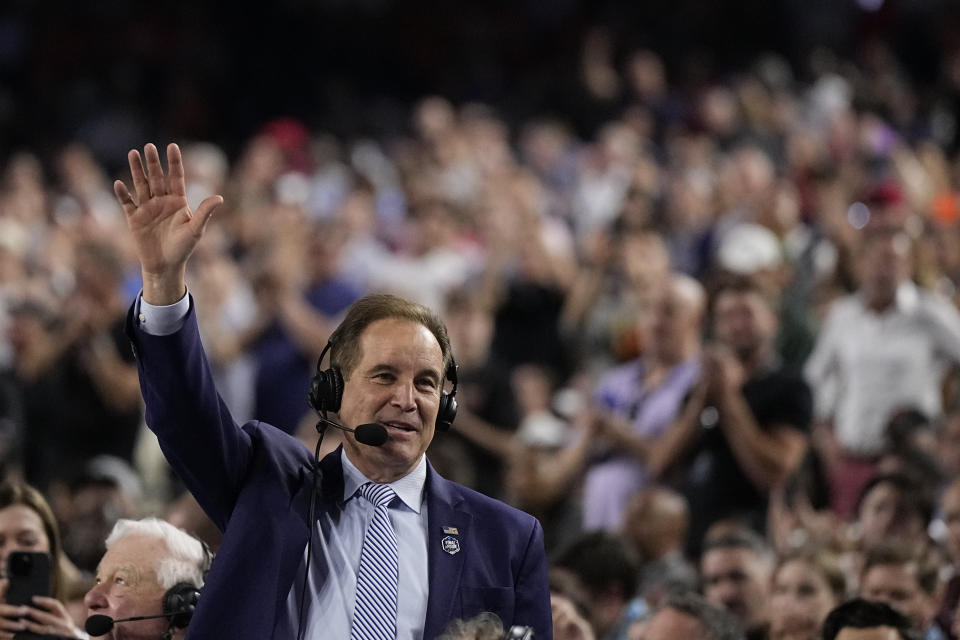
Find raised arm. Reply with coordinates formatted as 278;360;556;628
114;142;223;304
116;143;254;529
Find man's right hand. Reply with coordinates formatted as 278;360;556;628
114;142;223;305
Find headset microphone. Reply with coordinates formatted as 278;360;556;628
86;581;200;636
314;415;388;446
85;612;174;636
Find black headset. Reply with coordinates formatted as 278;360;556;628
162;538;213;630
307;340;459;431
162;582;200;630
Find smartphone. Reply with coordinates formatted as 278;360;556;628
5;551;51;606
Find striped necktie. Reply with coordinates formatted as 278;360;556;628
350;483;399;640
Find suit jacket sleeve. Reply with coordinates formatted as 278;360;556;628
515;518;553;639
126;297;253;530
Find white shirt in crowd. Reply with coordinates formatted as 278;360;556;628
804;281;960;456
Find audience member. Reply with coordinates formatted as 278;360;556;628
58;456;143;575
186;225;259;423
876;409;942;500
551;594;595;640
484;171;577;380
769;549;847;640
0;481;86;639
549;567;596;640
552;531;645;640
700;527;775;640
639;589;745;640
440;288;521;499
501;364;590;554
858;543;946;640
620;485;697;608
821;598;915;640
650;276;811;556
805;228;960;519
936;413;960;492
936;478;960;637
853;474;933;550
713;221;815;374
243;214;360;434
83;517;212;640
8;247;142;493
582;273;705;531
560;227;671;367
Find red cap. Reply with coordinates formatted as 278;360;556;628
863;180;905;207
260;117;313;173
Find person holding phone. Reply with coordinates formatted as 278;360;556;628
0;481;86;639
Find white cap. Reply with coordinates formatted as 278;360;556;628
717;223;782;274
516;410;569;449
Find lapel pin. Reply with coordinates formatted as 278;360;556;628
441;535;461;555
442;526;459;535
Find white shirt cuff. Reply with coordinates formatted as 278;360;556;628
136;290;190;336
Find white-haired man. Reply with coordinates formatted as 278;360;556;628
83;518;211;640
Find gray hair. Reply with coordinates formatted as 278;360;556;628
105;517;209;589
660;590;745;640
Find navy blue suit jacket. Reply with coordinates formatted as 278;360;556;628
127;300;553;639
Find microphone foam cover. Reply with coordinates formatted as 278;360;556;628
85;614;115;636
354;423;388;446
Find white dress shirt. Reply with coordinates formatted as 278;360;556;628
804;282;960;455
137;292;431;638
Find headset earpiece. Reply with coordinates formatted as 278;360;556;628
436;359;458;432
162;582;200;629
308;342;344;414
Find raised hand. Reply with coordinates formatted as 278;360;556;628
114;143;223;305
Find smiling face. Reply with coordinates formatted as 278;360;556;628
83;534;170;639
337;318;445;482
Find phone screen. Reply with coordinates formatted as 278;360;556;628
5;551;52;607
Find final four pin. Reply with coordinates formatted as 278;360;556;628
442;536;461;555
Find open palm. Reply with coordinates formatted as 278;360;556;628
114;142;222;302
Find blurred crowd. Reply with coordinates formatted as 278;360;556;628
7;34;960;640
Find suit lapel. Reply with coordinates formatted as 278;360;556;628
276;447;345;624
423;463;472;640
289;446;345;526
